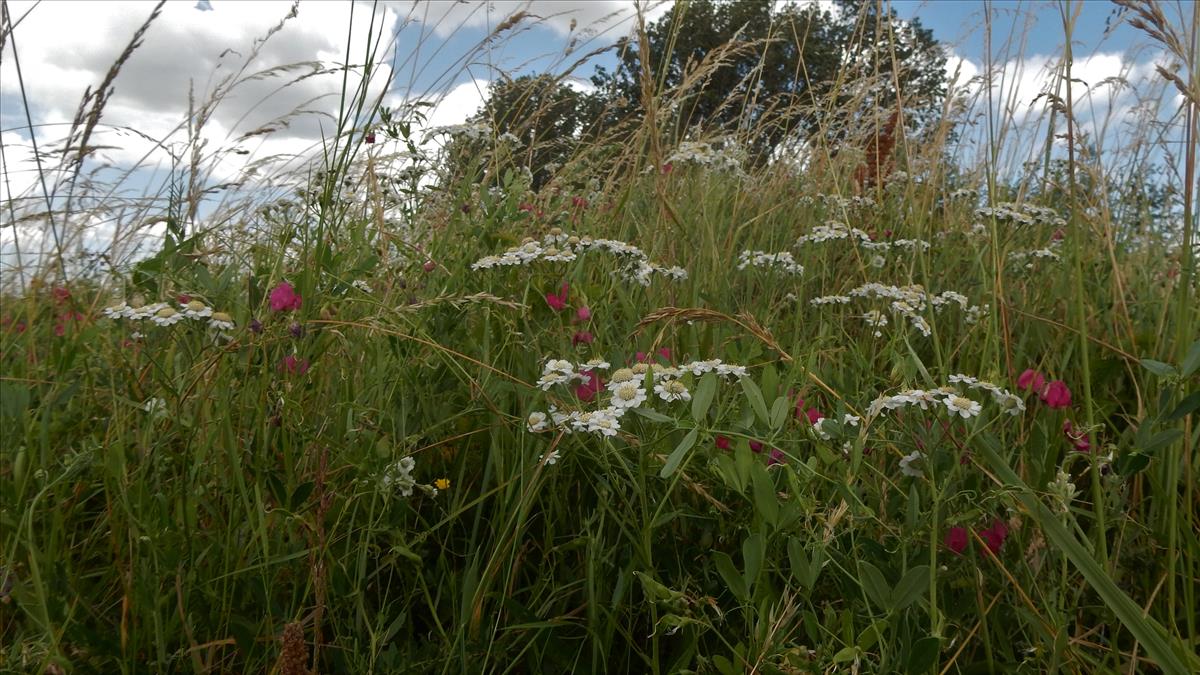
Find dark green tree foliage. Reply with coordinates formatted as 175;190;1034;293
458;74;606;189
460;0;948;177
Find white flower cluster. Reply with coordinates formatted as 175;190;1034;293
796;221;872;246
381;457;416;497
526;355;747;441
1008;243;1062;268
867;375;1024;420
809;283;987;337
798;194;877;210
103;298;235;331
975;202;1066;228
947;188;980;203
861;238;931;253
471;230;687;286
351;279;373;293
422;123;490;143
737;250;804;275
658;138;748;177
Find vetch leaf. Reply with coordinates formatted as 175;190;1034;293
857;561;893;612
660;428;699;478
713;551;748;601
891;566;930;611
691;372;718;422
1181;340;1200;377
1140;359;1177;378
740;377;770;425
905;636;941;675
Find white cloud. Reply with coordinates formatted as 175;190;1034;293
399;0;671;39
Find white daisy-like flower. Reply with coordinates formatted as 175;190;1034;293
654;379;691;402
609;367;636;384
715;363;747;379
539;449;561;465
549;407;572;431
102;303;129;319
899;450;924;477
142;397;167;418
527;412;549;432
537;372;572;390
948;374;978;386
610;382;647;409
181;300;212;319
653;365;683;380
812;418;832;440
580;358;611;371
906;389;939;410
630;362;651;376
843;414;861;426
209;312;235;331
152;307;183;327
541;246;577;262
943;395;982;419
130;302;166;321
586;409;621;437
996;393;1026;416
681;359;721;376
543;359;576;376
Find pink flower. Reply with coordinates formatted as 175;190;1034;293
575;370;602;402
1063;420;1091;452
423;260;436;273
575;306;592;322
715;435;732;451
545;282;569;312
767;448;785;466
279;354;310;376
178;294;192;304
365;131;376;144
661;162;674;174
269;282;302;313
1017;369;1045;393
572;331;594;346
944;527;968;555
749;440;764;454
635;348;671;364
571;196;588;209
51;286;70;304
518;202;536;213
978;519;1009;555
1040;380;1072;409
794;396;824;424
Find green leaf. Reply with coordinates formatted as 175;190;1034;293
750;462;779;528
857;561;893;612
857;619;889;651
975;434;1197;675
632;407;674;423
660;428;699;478
787;539;812;589
1115;452;1150;476
1181;341;1200;377
1140;429;1184;455
741;377;770;425
691;372;718;422
906;636;941;675
769;395;789;430
891;566;930;611
1166;391;1200;421
713;551;748;601
832;646;860;664
742;532;765;592
1140;359;1178;378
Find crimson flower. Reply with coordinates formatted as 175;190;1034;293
545;282;569;312
279;354;310;376
978;519;1009;554
1040;380;1072;409
269;282;302;313
944;527;968;555
575;370;602;402
1017;368;1045;393
715;435;732;451
572;331;594;346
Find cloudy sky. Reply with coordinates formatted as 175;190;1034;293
0;0;1189;264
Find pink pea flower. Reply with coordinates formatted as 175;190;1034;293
575;306;592;322
575;370;602;402
1063;420;1091;452
423;260;436;273
279;354;310;376
1017;369;1045;393
715;435;732;451
749;440;764;454
545;282;569;312
635;348;671;364
571;196;587;209
944;527;968;555
269;282;302;313
572;331;594;346
767;448;785;466
1040;380;1072;409
978;519;1009;555
52;286;71;304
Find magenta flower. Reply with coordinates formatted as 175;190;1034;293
575;370;603;402
715;435;732;451
1063;420;1091;452
279;354;310;376
944;527;968;555
635;348;671;364
423;260;436;273
1040;380;1072;409
575;306;592;322
767;448;785;466
978;519;1009;555
572;331;594;346
545;282;569;312
749;440;764;454
1017;369;1045;393
269;282;302;313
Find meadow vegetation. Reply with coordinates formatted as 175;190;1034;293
0;0;1197;673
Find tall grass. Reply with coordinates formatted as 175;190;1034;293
1;1;1197;673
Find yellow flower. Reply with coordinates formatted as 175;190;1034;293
434;478;450;491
